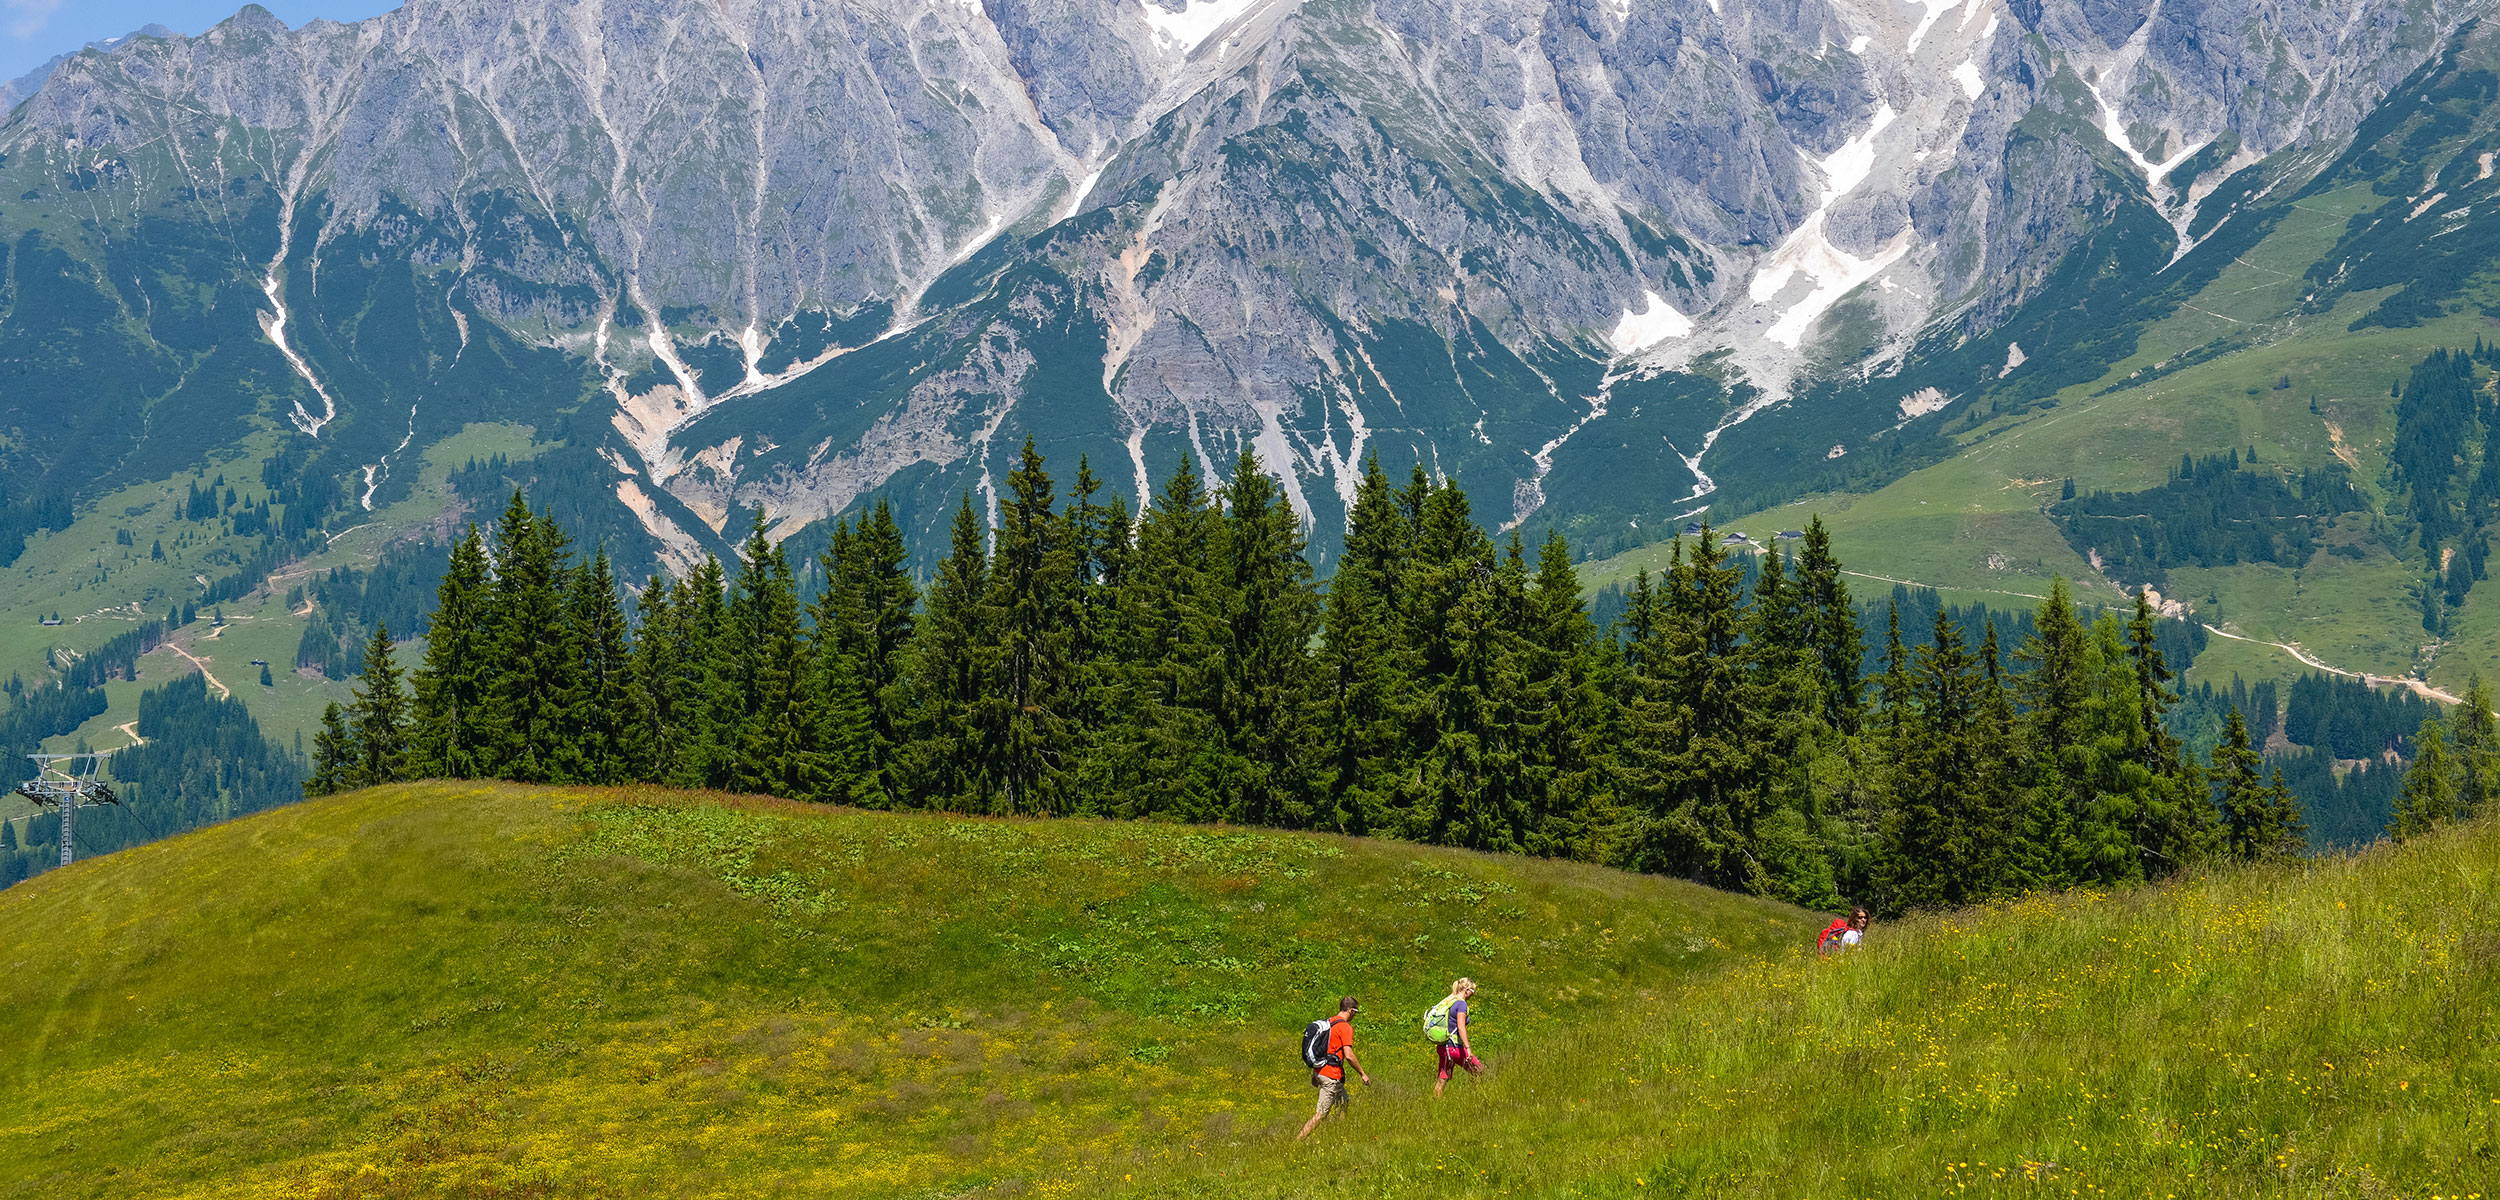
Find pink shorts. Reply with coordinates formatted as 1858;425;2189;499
1436;1044;1482;1080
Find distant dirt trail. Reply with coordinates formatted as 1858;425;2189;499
2199;623;2460;705
1840;569;2049;604
168;644;231;700
1839;566;2469;708
115;721;146;749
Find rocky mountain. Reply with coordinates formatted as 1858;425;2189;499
0;0;2482;573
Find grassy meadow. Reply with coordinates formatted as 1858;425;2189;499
2;784;2493;1197
1150;816;2500;1199
0;782;1801;1198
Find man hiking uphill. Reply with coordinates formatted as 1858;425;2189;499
1820;907;1870;957
1298;996;1370;1140
1424;978;1483;1097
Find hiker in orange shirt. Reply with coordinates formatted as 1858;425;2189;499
1298;996;1370;1139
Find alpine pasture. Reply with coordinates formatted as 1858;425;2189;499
2;784;2491;1198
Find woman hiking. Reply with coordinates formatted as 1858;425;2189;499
1819;907;1869;957
1424;978;1482;1096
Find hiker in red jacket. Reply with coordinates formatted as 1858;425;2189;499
1819;907;1869;957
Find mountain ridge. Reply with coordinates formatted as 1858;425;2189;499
3;0;2474;573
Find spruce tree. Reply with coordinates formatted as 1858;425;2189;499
2015;579;2115;885
2392;717;2460;840
807;518;874;804
2125;592;2214;875
1220;448;1321;828
1519;530;1610;861
2449;675;2499;819
2016;579;2092;757
823;501;920;804
1795;517;1863;730
1668;523;1769;889
1435;532;1530;851
728;516;818;799
1740;544;1828;897
2261;766;2307;856
1400;479;1510;848
1613;567;1680;872
560;548;636;785
677;556;739;789
1965;621;2027;899
626;573;689;784
2213;706;2266;860
481;496;580;782
817;639;877;804
306;702;353;798
1876;600;1911;738
347;622;411;788
1883;609;1984;910
1315;455;1412;833
409;524;492;778
982;438;1076;814
902;495;994;808
1061;457;1124;800
2215;707;2304;862
1098;457;1229;820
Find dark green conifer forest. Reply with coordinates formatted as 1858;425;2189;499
304;441;2422;916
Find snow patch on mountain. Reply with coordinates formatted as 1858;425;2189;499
1611;291;1693;354
1952;60;1983;100
1140;0;1271;56
2082;77;2211;262
1905;0;1963;54
1749;104;1913;348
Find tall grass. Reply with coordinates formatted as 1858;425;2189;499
4;786;2489;1197
0;783;1801;1198
1143;817;2500;1198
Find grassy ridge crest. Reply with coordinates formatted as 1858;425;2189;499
1;785;2492;1198
0;782;1799;1198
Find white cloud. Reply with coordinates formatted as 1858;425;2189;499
7;0;63;42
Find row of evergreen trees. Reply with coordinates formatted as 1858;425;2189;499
313;443;2331;913
2386;347;2500;631
2389;680;2500;842
2050;448;2365;592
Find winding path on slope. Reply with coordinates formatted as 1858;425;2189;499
167;644;231;701
1836;569;2465;707
2197;624;2459;706
115;722;146;749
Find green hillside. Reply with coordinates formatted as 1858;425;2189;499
4;784;2493;1198
0;782;1803;1198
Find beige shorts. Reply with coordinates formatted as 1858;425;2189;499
1313;1076;1349;1117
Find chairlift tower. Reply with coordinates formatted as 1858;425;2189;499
15;752;120;868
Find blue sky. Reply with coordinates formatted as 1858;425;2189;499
4;1;399;85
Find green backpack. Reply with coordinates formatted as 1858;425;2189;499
1422;996;1459;1045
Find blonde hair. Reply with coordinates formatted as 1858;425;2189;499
1448;977;1476;1001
